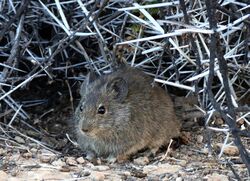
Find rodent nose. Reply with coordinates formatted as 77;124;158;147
82;128;89;133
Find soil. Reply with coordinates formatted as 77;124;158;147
0;100;249;181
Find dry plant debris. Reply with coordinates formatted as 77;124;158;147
0;0;249;180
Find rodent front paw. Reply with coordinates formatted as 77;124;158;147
106;156;117;164
116;154;129;163
105;155;128;164
85;151;96;161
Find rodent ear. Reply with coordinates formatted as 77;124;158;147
80;71;98;97
106;77;128;102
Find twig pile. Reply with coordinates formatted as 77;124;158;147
0;0;249;175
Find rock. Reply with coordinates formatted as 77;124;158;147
96;158;102;165
143;165;158;174
10;168;19;177
90;171;105;181
116;170;131;179
148;175;160;180
131;168;147;178
65;157;78;166
143;163;181;175
86;162;95;169
117;170;131;177
205;173;228;181
180;132;192;144
81;169;91;176
0;148;6;155
123;171;131;176
76;157;85;164
10;168;72;180
202;147;209;155
179;160;187;167
0;171;8;181
237;118;244;125
214;118;224;126
22;152;32;159
196;135;203;143
216;144;239;156
162;174;178;181
60;165;71;172
176;177;183;181
106;174;124;180
52;158;66;167
93;165;110;171
7;178;19;181
14;136;25;144
30;148;38;154
39;155;52;163
40;149;54;155
133;156;150;165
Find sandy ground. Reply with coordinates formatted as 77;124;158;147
0;126;249;181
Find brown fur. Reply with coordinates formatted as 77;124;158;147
74;66;181;159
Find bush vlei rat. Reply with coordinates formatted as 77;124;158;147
74;66;181;161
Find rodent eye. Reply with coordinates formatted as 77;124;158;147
97;105;106;114
79;105;84;112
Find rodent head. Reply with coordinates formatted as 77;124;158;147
74;72;131;141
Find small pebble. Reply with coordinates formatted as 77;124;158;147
202;147;209;155
10;167;19;177
0;170;8;181
96;158;102;165
143;163;181;175
76;157;85;164
205;173;228;181
60;165;71;172
237;118;244;125
179;160;187;167
90;171;105;181
123;171;131;176
196;135;203;143
39;155;52;163
22;152;32;159
14;136;25;144
176;177;183;181
133;156;150;165
86;162;95;168
81;169;91;176
143;165;158;174
0;148;6;155
224;146;239;156
52;159;66;167
65;157;78;166
214;118;224;126
30;148;38;154
216;144;239;156
148;175;160;181
93;165;110;171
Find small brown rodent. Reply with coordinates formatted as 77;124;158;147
74;66;181;161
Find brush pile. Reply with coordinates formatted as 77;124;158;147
0;0;249;177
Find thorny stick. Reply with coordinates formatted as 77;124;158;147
205;0;250;174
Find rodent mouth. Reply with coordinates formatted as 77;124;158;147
79;128;89;135
79;128;96;138
78;121;93;136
